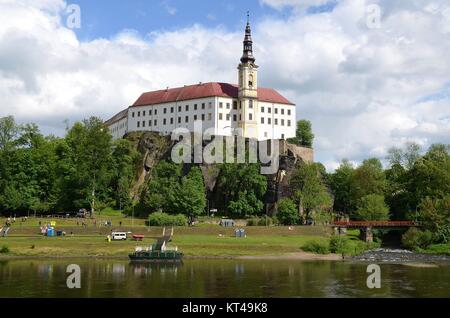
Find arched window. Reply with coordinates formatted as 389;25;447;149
248;74;253;88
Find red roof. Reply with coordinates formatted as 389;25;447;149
132;82;294;107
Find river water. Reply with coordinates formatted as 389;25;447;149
0;259;449;298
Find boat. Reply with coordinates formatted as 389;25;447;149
128;227;183;262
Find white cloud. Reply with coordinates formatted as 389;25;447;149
0;0;449;171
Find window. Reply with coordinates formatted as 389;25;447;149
261;107;264;113
137;121;140;128
155;109;158;115
132;112;135;118
239;114;242;121
233;114;237;122
202;114;205;121
264;132;268;138
208;102;212;109
219;113;223;120
281;119;285;126
249;100;253;109
239;101;242;109
261;117;265;124
275;119;278;125
171;107;174;113
275;108;278;114
154;119;157;126
208;113;212;121
219;102;223;109
170;118;174;124
194;115;198;121
249;113;253;120
185;105;189;112
288;109;291;116
143;111;146;116
149;109;152;116
226;103;230;109
282;134;285;139
178;117;181;124
142;121;146;127
194;104;198;110
202;103;206;110
137;111;140;117
288;120;291;127
185;116;189;123
268;108;272;114
249;74;254;88
268;118;272;125
163;108;167;114
233;101;238;110
149;120;152;127
163;118;167;125
226;114;230;121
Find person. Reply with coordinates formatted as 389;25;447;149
119;221;122;228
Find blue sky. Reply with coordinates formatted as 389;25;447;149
1;0;449;170
71;0;293;41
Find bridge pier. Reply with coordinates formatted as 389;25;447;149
359;227;373;243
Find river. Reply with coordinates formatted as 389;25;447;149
0;258;449;297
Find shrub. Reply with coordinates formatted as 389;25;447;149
329;235;349;254
148;212;187;226
402;228;433;250
247;218;259;226
277;198;299;225
302;240;330;254
0;246;10;254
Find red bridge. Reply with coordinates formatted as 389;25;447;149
332;221;418;228
331;220;419;242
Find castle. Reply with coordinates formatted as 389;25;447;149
105;18;296;141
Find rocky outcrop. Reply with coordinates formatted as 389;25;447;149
126;132;314;215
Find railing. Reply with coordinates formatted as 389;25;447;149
332;221;418;228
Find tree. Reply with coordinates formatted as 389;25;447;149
288;120;314;148
111;139;140;210
387;142;421;170
57;117;113;213
171;167;206;219
330;159;354;214
277;198;298;225
0;116;20;150
349;158;386;214
216;163;267;217
418;196;450;243
354;194;390;221
290;162;333;223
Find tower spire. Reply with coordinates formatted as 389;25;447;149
240;12;255;64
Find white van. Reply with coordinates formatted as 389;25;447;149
111;232;127;241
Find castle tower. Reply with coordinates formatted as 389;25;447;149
238;13;259;139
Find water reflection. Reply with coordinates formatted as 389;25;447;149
0;259;449;298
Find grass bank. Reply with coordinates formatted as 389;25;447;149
0;216;376;259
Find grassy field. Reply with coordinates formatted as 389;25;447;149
0;214;378;258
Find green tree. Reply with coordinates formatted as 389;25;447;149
216;163;267;217
171;166;206;218
57;117;113;213
288;120;314;148
330;159;354;214
290;162;333;223
354;194;390;221
277;198;299;225
418;196;450;243
349;158;386;214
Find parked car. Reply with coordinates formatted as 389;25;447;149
111;232;127;241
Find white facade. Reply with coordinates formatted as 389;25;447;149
105;20;296;141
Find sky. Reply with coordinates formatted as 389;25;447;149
0;0;449;171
